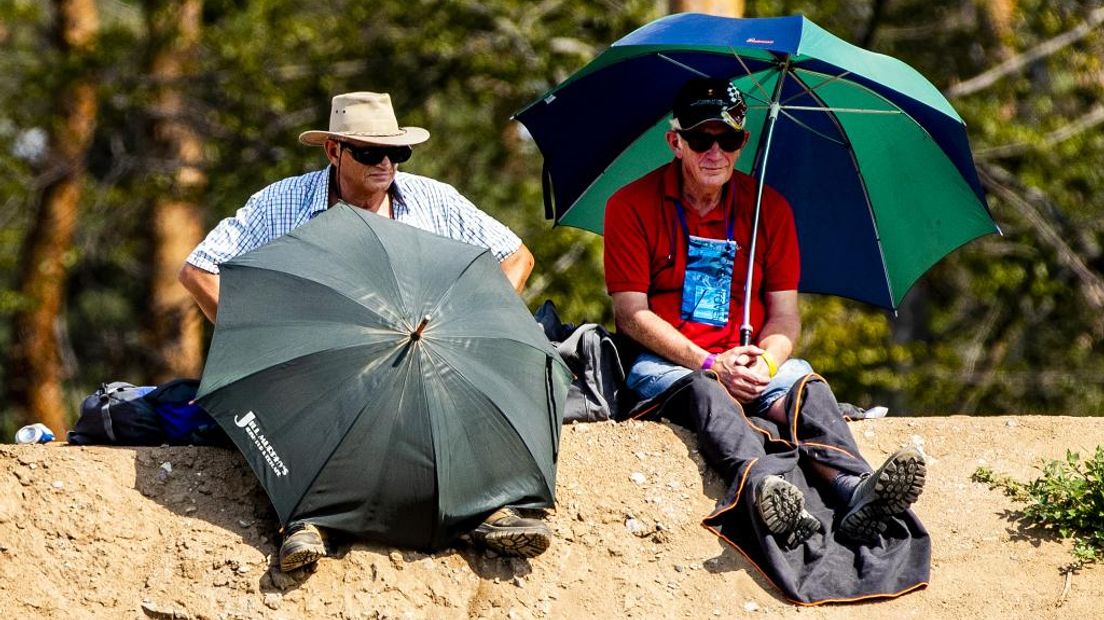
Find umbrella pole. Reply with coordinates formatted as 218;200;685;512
739;61;789;347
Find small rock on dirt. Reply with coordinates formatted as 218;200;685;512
263;593;282;610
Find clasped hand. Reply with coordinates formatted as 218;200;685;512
710;345;771;403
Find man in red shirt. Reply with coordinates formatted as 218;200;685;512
605;79;926;550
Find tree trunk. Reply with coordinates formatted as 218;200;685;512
6;0;99;436
144;0;206;382
980;0;1016;60
668;0;744;16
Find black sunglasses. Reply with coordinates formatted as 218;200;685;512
677;129;746;153
341;143;413;165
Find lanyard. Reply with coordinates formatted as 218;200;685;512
674;200;739;327
673;199;736;245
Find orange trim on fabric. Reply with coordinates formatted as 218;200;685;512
789;373;815;443
702;522;795;601
628;402;660;421
712;373;794;449
803;441;858;460
704;457;758;520
786;373;862;461
701;522;929;606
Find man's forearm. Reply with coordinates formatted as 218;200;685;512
178;263;221;323
754;290;800;367
616;305;710;370
756;316;799;366
499;244;535;293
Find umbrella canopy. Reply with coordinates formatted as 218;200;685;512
196;204;571;550
515;13;1000;312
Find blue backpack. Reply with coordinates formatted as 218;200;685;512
68;379;227;446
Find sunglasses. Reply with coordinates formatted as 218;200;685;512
677;129;746;153
341;143;413;165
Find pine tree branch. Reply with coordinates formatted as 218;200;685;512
976;104;1104;160
978;163;1104;321
946;7;1104;98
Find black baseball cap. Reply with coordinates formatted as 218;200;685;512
672;78;748;131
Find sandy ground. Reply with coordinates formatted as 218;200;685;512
1;415;1102;619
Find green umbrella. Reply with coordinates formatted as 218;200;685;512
196;204;571;550
515;13;1000;344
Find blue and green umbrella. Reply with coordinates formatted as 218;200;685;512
515;13;1000;342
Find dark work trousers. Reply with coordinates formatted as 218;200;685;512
629;371;931;605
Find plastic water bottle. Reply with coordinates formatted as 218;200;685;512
14;423;55;444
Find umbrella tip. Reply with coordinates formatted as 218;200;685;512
411;314;431;341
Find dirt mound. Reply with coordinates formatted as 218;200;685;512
2;416;1102;619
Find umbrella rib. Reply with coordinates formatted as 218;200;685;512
353;218;414;323
431;334;568;364
420;251;490;323
419;344;557;502
402;339;442;531
282;339;417;521
779;69;853;106
795;68;950;140
776;108;847;146
656;53;711;78
203;338;405;401
727;48;776;103
781;106;903;115
230;263;405;327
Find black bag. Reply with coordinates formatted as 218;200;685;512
535;300;633;423
68;379;227;446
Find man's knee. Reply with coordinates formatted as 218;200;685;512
686;371;728;396
657;373;744;431
679;372;742;414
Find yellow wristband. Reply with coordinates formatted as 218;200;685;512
761;351;778;378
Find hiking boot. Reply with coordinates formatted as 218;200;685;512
279;521;326;572
469;507;551;558
755;475;821;549
838;446;927;544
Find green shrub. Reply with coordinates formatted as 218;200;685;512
973;447;1104;567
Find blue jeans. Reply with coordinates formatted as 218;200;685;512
627;351;813;416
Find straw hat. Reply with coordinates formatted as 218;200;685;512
299;92;430;147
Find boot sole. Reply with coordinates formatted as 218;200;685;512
757;476;804;535
476;526;551;558
757;476;820;548
839;448;927;543
784;512;822;550
279;544;325;572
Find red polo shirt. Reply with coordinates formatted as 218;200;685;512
604;161;800;352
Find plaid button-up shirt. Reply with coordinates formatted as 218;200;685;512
186;167;522;273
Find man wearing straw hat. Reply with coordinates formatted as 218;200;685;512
180;92;547;572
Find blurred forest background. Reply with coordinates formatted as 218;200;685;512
2;0;1103;437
